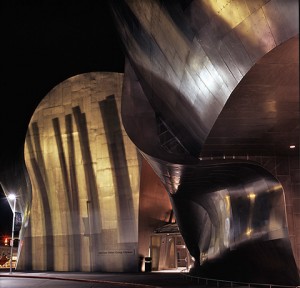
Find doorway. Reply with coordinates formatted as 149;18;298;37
149;232;193;271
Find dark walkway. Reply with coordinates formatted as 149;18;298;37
0;271;211;288
2;270;298;288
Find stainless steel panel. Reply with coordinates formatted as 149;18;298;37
111;0;299;284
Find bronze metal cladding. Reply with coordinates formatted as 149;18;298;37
110;0;300;285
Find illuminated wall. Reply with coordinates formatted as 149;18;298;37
19;72;141;272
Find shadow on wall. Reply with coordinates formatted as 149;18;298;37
20;72;141;272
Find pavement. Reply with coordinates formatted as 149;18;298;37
0;269;217;288
3;269;299;288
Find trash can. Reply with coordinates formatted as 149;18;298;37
144;256;152;272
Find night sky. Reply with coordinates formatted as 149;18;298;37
0;0;125;240
0;186;13;238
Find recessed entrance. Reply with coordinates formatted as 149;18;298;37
149;223;193;271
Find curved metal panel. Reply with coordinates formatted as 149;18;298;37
161;160;297;284
111;0;299;158
110;0;300;285
14;72;141;272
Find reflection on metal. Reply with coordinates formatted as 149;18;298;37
110;0;299;285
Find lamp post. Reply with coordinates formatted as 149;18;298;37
8;194;16;274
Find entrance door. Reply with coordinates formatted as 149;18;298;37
176;246;187;269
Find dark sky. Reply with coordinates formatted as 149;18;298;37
0;188;13;237
0;0;125;239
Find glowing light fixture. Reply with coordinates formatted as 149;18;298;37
246;228;252;236
289;145;295;149
8;194;16;201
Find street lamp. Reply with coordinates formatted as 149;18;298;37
8;193;16;274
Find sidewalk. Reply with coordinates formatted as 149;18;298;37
0;270;209;288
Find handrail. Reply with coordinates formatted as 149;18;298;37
180;269;300;288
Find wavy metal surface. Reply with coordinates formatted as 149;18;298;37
110;0;299;285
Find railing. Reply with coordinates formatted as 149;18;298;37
180;269;300;288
